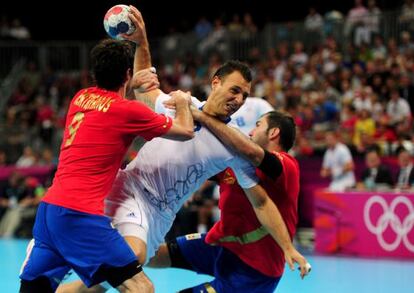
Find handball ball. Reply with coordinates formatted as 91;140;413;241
104;5;136;40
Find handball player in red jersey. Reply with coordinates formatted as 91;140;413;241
19;14;195;292
150;111;310;292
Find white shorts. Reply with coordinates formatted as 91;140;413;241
105;170;175;264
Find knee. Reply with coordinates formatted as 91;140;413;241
134;250;147;265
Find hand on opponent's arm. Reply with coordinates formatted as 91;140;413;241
191;108;264;166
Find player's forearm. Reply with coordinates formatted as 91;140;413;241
172;99;194;138
134;40;151;73
244;185;293;252
132;42;160;108
197;112;264;166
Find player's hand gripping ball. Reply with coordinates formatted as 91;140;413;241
104;4;136;40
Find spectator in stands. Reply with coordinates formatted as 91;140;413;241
372;35;387;59
0;171;35;237
0;148;7;166
198;18;227;56
321;131;356;191
0;15;10;39
227;14;243;35
395;147;414;189
365;0;381;43
399;0;414;34
345;0;369;46
194;16;212;40
290;41;308;67
399;74;414;113
241;12;258;39
353;108;376;153
386;88;412;131
358;146;394;190
399;31;414;54
15;146;37;167
8;18;30;40
304;7;324;38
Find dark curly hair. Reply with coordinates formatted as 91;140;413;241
90;39;134;91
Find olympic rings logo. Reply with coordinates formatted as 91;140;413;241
364;195;414;252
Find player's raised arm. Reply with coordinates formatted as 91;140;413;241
122;6;194;140
123;5;161;109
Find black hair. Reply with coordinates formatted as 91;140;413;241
90;39;134;91
265;111;296;151
212;60;252;83
365;144;381;156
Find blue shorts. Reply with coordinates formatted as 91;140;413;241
176;233;280;293
20;202;137;290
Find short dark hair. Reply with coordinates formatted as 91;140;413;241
213;60;252;83
90;39;134;91
265;111;296;151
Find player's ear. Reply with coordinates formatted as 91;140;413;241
268;127;280;140
125;68;132;83
211;76;220;91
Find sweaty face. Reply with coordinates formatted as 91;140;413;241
208;71;250;120
249;115;269;148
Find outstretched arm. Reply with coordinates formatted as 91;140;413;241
192;108;264;166
123;5;161;109
243;184;310;279
123;6;194;140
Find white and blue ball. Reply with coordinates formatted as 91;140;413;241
103;5;136;40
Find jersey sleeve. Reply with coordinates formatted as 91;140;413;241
229;156;259;189
121;99;173;141
155;93;203;117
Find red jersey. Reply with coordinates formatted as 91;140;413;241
205;152;299;278
43;87;172;215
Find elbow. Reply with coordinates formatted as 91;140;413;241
178;128;195;141
250;193;267;209
183;127;195;139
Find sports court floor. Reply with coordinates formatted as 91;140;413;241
2;238;413;292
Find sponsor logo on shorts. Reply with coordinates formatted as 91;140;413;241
185;233;202;240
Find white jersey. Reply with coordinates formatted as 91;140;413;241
322;142;356;191
105;93;258;262
231;97;274;135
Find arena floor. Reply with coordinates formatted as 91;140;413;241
2;239;413;292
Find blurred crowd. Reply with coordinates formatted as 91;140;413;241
1;0;414;239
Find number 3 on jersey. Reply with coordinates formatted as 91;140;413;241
64;112;85;147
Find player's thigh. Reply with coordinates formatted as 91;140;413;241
169;233;221;276
45;205;139;288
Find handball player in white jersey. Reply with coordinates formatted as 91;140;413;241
57;7;307;292
106;60;286;266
